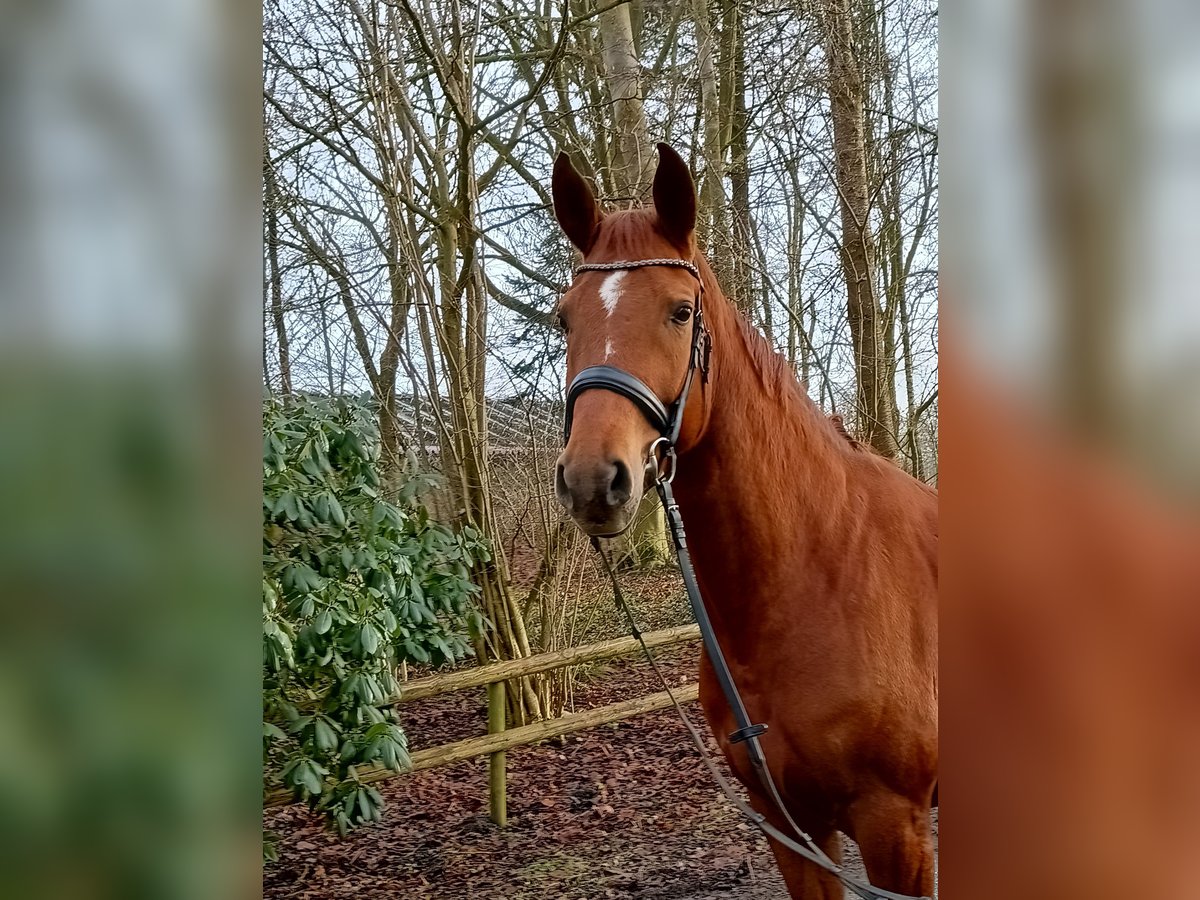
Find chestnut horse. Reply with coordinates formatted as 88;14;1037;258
551;144;937;898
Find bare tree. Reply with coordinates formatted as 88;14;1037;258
816;0;900;458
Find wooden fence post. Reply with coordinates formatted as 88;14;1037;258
487;680;507;827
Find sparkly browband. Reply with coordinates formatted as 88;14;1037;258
574;258;701;281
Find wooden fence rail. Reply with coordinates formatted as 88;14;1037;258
394;624;700;702
265;624;702;819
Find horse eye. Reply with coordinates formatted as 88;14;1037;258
555;312;569;334
671;305;694;325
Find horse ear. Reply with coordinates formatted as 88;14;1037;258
652;143;697;251
552;151;602;254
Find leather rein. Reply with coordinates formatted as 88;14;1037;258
562;257;928;900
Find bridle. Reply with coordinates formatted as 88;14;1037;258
560;257;928;900
562;257;711;473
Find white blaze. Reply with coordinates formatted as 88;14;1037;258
604;338;614;360
599;271;626;317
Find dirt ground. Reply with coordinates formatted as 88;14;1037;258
265;645;937;899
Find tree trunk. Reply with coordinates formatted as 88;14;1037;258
597;0;652;200
819;0;899;458
723;0;754;315
692;0;728;265
443;6;545;723
1031;0;1126;442
263;156;292;396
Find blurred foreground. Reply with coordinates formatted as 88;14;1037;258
943;0;1200;896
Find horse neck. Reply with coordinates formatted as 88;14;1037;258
672;277;854;637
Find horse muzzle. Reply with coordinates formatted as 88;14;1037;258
554;453;642;536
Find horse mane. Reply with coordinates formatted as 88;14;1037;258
829;414;865;451
697;254;864;454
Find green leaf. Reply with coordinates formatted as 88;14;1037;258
327;494;346;528
360;623;380;656
408;642;429;665
357;788;373;823
313;717;339;752
298;760;324;796
314;609;332;634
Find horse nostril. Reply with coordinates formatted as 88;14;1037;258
607;459;632;508
555;462;571;510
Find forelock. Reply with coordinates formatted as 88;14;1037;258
591;209;673;260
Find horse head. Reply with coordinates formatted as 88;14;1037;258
550;143;711;536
